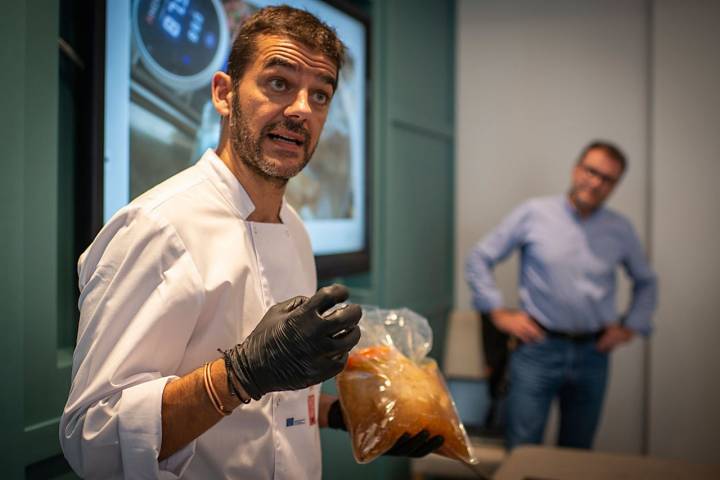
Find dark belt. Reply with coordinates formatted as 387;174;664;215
534;319;603;343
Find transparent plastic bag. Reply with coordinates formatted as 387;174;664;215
336;306;478;465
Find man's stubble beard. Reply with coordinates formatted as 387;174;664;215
229;94;316;187
568;185;603;214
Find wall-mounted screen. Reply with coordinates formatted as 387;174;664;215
104;0;369;275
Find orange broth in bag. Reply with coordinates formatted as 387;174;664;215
337;345;477;464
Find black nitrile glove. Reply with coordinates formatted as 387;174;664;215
327;400;445;458
226;284;362;401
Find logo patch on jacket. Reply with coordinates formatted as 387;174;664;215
285;417;306;427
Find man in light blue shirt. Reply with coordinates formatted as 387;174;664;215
465;141;657;449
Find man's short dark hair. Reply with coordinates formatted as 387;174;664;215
577;140;628;172
227;5;347;90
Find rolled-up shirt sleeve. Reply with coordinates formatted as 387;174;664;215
465;202;530;312
60;206;204;479
620;222;658;336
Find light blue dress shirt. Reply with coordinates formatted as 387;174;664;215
465;195;658;335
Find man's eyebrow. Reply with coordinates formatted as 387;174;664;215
317;73;337;90
263;57;298;71
263;56;337;90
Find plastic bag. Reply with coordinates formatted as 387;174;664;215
336;306;478;465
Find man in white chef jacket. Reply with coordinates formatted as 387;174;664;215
60;6;442;479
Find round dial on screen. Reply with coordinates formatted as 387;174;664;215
133;0;229;91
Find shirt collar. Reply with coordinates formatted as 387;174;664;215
198;149;289;222
563;195;579;217
562;194;605;221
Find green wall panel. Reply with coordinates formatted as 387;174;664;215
0;1;27;477
23;0;60;425
22;0;73;468
386;0;455;127
384;125;453;308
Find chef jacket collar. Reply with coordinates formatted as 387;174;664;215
199;149;290;223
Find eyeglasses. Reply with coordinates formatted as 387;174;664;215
579;164;621;185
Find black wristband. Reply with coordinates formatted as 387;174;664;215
218;348;251;404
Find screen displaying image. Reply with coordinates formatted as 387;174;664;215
104;0;367;256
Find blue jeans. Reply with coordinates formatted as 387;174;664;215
506;337;609;449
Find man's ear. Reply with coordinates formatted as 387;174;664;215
211;71;233;116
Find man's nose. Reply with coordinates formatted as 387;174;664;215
587;173;604;189
284;89;312;121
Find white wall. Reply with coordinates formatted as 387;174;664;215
456;0;650;454
456;0;720;463
649;0;720;463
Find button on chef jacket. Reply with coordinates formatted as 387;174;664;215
60;149;321;479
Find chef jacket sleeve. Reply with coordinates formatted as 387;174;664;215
59;206;205;479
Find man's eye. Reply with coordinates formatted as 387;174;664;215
269;78;287;92
312;91;329;105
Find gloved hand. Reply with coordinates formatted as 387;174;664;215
327;400;444;458
225;284;362;401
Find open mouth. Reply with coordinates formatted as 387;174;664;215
267;132;304;146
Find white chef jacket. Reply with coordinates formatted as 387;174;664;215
60;149;321;479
